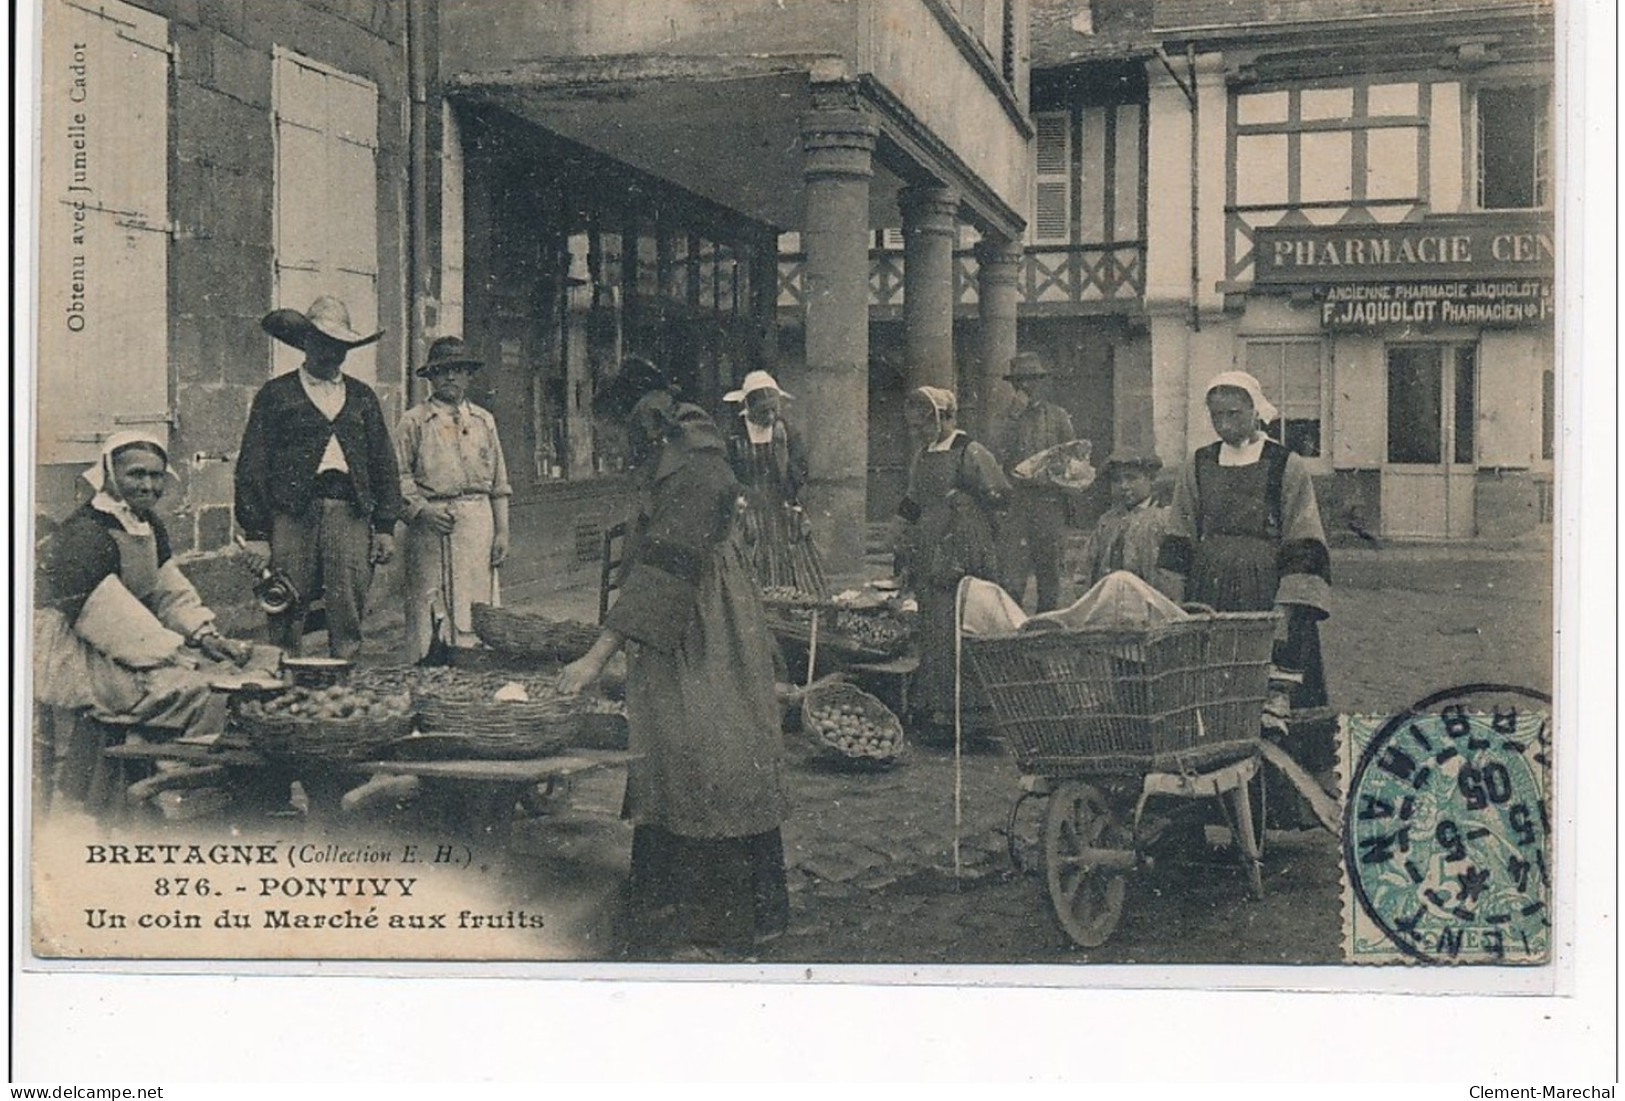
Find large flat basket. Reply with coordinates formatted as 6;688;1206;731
961;611;1277;777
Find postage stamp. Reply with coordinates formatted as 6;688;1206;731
1340;686;1553;965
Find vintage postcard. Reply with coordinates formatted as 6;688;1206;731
15;0;1596;1014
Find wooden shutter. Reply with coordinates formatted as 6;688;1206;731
273;50;379;382
1032;111;1071;243
1477;331;1541;467
37;0;170;465
1330;336;1385;468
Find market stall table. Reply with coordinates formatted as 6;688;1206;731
103;737;637;838
352;750;639;837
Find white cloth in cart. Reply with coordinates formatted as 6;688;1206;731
957;570;1188;638
954;577;1030;636
1026;570;1188;632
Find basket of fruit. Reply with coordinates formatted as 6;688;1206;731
801;680;905;766
470;604;601;663
760;585;823;610
765;602;912;664
230;684;415;762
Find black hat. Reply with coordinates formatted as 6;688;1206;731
1102;447;1164;474
261;296;383;350
416;336;484;378
1005;352;1052;381
592;355;672;420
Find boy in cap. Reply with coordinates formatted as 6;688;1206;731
235;296;403;659
394;336;512;660
1077;448;1179;599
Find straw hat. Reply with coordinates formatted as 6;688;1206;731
261;296;383;350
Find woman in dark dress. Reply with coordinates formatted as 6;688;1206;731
1157;371;1332;728
723;369;824;598
893;386;1010;742
558;356;790;960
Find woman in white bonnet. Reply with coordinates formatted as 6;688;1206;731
894;385;1010;743
34;433;258;807
722;369;820;596
1157;372;1332;729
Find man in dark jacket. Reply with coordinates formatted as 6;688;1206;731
235;296;403;659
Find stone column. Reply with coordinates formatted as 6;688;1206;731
972;234;1023;440
899;184;959;393
799;87;878;581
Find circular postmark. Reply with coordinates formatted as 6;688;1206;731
1343;684;1552;964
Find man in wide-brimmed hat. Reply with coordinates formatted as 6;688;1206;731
394;335;512;661
993;351;1077;612
234;296;403;659
1076;447;1179;598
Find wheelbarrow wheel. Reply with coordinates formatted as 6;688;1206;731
1044;781;1130;948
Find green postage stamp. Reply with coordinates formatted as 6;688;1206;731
1340;686;1552;965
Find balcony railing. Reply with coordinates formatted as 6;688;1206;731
777;243;1145;313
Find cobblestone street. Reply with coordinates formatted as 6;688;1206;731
168;536;1554;965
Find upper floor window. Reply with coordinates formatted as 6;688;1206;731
1033;111;1071;243
1476;85;1550;210
1029;103;1143;246
1233;83;1424;211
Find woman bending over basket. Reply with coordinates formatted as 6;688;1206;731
557;356;789;961
894;385;1010;744
1157;371;1332;732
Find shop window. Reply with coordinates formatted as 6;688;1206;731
1386;345;1476;466
1244;340;1324;458
1476;85;1550;210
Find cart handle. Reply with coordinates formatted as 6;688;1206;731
1179;602;1217;617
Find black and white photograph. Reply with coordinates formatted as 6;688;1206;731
10;0;1614;1086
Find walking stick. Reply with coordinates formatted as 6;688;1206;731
421;529;458;667
806;607;820;689
440;530;457;641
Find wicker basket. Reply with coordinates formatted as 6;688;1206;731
961;610;1277;777
767;610;907;665
471;604;600;662
385;730;567;761
233;710;414;762
416;695;582;737
801;680;905;766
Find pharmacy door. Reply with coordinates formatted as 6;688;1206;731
1381;344;1477;539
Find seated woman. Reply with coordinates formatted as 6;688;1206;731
1157;372;1332;730
34;433;257;774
